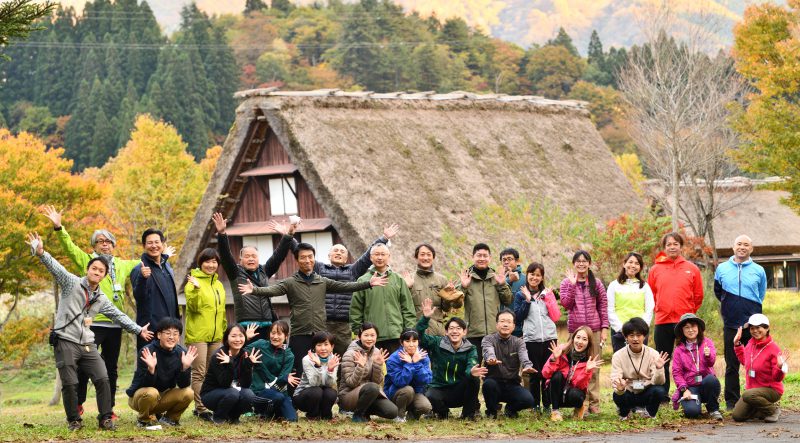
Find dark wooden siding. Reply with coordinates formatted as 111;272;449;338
257;130;290;166
235;178;271;223
296;174;326;219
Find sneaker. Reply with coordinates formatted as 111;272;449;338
550;410;563;422
588;405;600;415
764;408;781;423
68;420;83;431
352;414;368;423
158;416;180;427
393;416;407;423
636;409;652;419
136;420;154;428
340;409;354;418
709;410;723;421
573;404;587;420
620;415;629;421
196;411;213;422
99;418;116;431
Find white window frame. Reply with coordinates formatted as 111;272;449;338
268;176;298;216
301;231;334;264
241;235;275;265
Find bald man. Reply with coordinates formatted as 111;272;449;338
714;234;767;410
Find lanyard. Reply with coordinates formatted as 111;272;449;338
566;358;579;385
748;342;773;373
626;348;646;378
686;342;700;373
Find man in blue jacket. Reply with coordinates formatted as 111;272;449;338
714;234;767;410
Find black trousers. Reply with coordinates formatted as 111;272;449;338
654;323;676;397
425;376;480;418
482;378;535;416
77;326;122;408
288;334;314;376
724;326;751;408
293;386;337;419
548;371;586;410
681;375;721;418
467;336;487;363
526;340;556;409
375;339;400;355
54;340;112;423
201;387;255;422
613;385;667;418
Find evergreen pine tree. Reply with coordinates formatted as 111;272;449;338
244;0;268;14
547;27;579;57
63;78;96;169
271;0;295;14
90;106;115;167
587;30;604;66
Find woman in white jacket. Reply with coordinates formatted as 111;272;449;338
607;252;655;352
293;331;340;420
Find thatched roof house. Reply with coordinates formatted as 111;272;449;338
175;89;644;318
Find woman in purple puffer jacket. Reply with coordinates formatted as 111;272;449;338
670;313;722;420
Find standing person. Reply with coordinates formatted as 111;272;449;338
610;317;669;420
459;243;513;359
560;250;608;414
130;229;180;351
714;235;767;410
350;243;417;354
309;224;398;357
731;314;789;423
293;331;340;420
648;232;704;397
514;262;560;413
541;326;603;421
500;248;525;337
184;248;227;421
417;299;485;420
481;310;537;419
200;324;259;424
40;205;151;418
401;243;453;336
27;233;152;431
670;314;722;420
338;323;398;422
211;213;296;343
607;252;655;352
239;243;387;375
385;330;433;422
245;320;299;421
126;318;197;427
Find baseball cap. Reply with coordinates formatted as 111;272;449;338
744;313;770;328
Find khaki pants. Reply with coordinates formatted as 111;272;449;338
188;341;221;413
128;387;194;422
392;386;432;418
732;387;781;422
585;330;602;410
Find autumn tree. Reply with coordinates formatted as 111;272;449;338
524;45;585;98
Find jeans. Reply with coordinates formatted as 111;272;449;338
680;375;721;418
425;376;480;418
482;378;535;416
613;385;667;418
201;387;255;422
253;388;297;421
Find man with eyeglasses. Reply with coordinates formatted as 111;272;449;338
499;248;525;338
40;205;161;420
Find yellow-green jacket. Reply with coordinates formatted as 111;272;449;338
184;268;227;343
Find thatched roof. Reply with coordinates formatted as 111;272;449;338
175;89;644;281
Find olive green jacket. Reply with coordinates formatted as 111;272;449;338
459;266;513;337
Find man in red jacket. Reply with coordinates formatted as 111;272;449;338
647;232;704;397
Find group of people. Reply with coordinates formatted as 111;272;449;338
30;206;789;431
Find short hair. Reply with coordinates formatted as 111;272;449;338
525;262;546;292
399;329;419;343
311;331;335;348
197;248;220;267
91;229;116;247
87;256;109;276
358;322;379;337
472;243;491;255
495;308;515;323
371;243;389;254
271;320;290;337
444;317;466;330
239;245;258;258
141;228;165;245
222;324;247;347
621;317;649;337
661;232;685;248
155;317;183;334
293;242;316;260
414;243;436;258
500;248;519;260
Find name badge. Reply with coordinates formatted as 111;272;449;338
632;380;645;390
694;375;703;383
114;283;123;292
749;370;756;378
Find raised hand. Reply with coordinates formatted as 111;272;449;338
585;354;604;371
39;205;62;228
369;272;389;287
187;274;200;288
216;350;231;364
565;268;578;285
353;351;368;367
413;349;428;363
507;271;520;283
421;298;434;318
612;377;627;391
247;348;262;364
140;347;157;373
308;350;322;367
494;268;508;285
655;351;670;369
245;323;258;340
267;219;289;236
163;245;176;257
383;223;400;240
327;354;341;371
704;345;711;358
401;270;414;288
211;212;227;234
521;285;532;302
287;371;301;387
734;326;743;344
459;269;472;288
181;345;198;370
139;323;153;341
238;280;255;295
372;348;389;366
778;350;790;368
470;364;488;378
549;341;566;360
398;350;413;363
140;261;151;279
26;232;44;256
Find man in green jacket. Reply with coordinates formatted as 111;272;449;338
239;243;388;375
40;205;153;417
350;243;417;354
416;298;486;419
458;243;513;361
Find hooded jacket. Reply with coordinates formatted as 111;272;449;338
126;340;191;396
350;266;416;342
460;266;513;338
184;268;227;344
648;252;704;325
415;316;478;388
384;348;432;400
735;335;786;395
513;288;560;342
714;257;767;329
39;252;141;345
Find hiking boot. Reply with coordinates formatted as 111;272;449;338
99;418;116;431
709;410;723;421
351;414;368;423
550;410;563;422
764;408;781;423
68;420;83;431
195;411;213;422
573;404;587;420
393;416;407;423
136;420;155;428
158;416;180;427
111;412;119;421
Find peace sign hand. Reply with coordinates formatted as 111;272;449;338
734;326;743;345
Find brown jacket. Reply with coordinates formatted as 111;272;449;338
410;268;451;336
338;340;386;409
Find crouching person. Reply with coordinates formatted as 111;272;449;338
246;320;299;421
542;326;603;421
200;324;259;424
385;329;433;422
339;323;398;422
27;233;153;431
611;317;669;420
670;314;722;420
126;317;196;427
293;331;340;420
417;299;484;420
482;309;537;418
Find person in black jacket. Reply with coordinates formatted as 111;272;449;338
212;213;295;342
126;318;197;427
201;324;260;424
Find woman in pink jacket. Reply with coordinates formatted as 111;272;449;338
560;250;608;414
670;313;722;420
541;326;603;421
732;314;789;423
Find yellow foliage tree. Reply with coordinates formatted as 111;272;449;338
614;153;646;197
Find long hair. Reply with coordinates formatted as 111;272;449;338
568;325;597;358
676;320;705;347
572;250;598;297
616;252;645;289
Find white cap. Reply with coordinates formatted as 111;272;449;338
744;313;770;328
